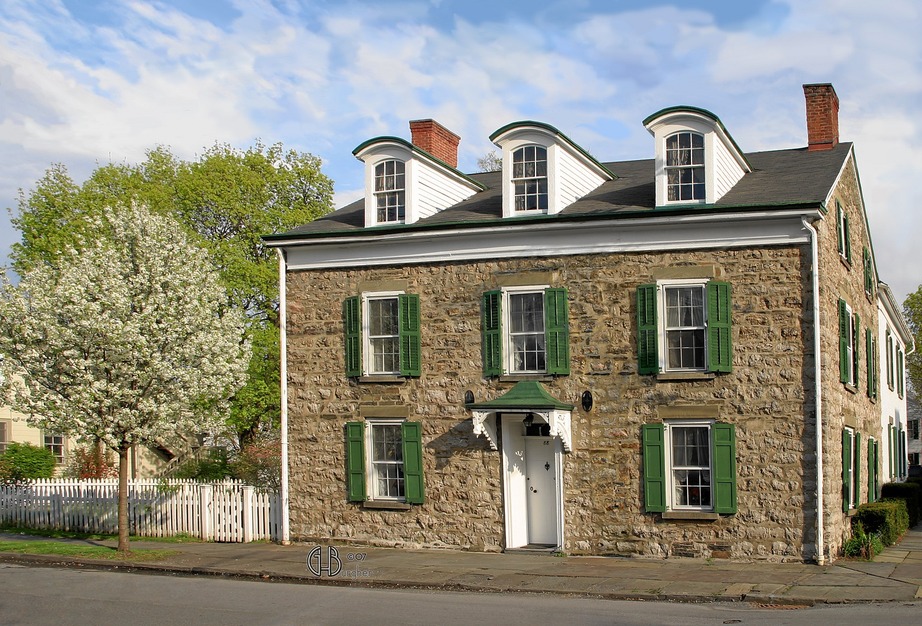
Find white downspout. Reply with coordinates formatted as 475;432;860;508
277;249;290;545
803;217;825;565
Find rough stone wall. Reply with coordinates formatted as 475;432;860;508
815;156;881;560
286;242;816;561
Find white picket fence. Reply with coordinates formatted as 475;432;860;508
0;479;281;542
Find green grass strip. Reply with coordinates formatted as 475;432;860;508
0;540;175;560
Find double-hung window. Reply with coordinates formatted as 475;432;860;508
665;132;705;202
836;201;852;265
374;160;406;224
343;293;421;378
865;328;878;400
511;146;548;213
0;421;8;453
44;433;65;464
636;280;732;375
886;329;894;390
842;428;860;511
897;346;905;398
837;300;859;387
863;247;874;298
481;287;569;376
345;420;424;504
642;421;736;514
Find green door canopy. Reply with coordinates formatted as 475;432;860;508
466;381;574;452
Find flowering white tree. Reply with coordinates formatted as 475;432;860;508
0;203;249;553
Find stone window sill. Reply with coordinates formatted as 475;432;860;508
661;511;720;521
844;383;858;395
656;372;716;382
358;375;406;384
499;374;557;383
840;255;852;270
362;500;411;511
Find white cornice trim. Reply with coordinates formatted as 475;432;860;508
278;209;822;271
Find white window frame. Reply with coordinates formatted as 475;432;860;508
843;302;857;386
658;279;709;373
886;328;894;390
665;420;714;512
0;420;8;454
911;419;920;441
511;145;549;214
664;131;705;203
844;426;858;510
365;419;406;502
44;433;65;465
838;203;850;263
373;159;406;224
502;285;549;374
362;291;403;376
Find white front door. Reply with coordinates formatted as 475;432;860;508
524;436;557;545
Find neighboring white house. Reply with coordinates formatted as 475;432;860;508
0;400;72;467
878;283;913;483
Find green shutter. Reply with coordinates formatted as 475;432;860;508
482;290;502;376
402;421;425;504
868;440;876;503
863;247;873;295
713;423;737;514
544;287;570;375
842;428;852;512
844;213;852;264
897;349;904;398
854;432;861;505
836;203;844;255
838;299;849;383
706;281;732;373
866;328;874;398
642;423;666;512
637;285;659;375
890;425;896;479
852;313;860;388
346;421;366;502
398;294;421;377
343;296;362;378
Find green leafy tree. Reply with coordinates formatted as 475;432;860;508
0;203;249;553
904;288;922;395
10;142;333;444
0;442;56;482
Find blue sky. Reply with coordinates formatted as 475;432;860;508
1;0;920;302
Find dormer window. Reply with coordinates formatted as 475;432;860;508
666;132;705;202
490;121;613;219
644;107;751;207
374;160;406;223
512;146;548;212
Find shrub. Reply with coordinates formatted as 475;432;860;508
853;499;909;546
844;520;884;559
172;448;232;481
63;445;118;479
231;435;281;492
0;442;56;482
880;482;922;527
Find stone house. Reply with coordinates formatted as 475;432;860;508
265;83;912;563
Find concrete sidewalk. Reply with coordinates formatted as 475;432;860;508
2;527;922;605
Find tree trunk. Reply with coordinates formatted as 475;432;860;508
117;442;130;554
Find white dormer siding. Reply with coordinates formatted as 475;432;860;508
490;122;612;219
644;108;751;207
354;138;482;227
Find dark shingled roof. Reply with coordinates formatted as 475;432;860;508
270;142;851;240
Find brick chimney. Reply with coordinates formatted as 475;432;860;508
409;119;460;168
803;83;839;151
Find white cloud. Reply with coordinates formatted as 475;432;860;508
0;0;920;303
